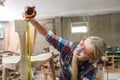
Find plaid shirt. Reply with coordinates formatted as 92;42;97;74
45;31;98;80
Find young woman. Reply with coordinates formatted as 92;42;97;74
28;19;107;80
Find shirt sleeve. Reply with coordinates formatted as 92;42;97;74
45;31;76;60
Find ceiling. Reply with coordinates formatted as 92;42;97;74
0;0;120;21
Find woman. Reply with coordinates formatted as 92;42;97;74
28;19;107;80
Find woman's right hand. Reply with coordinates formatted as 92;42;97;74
23;6;36;21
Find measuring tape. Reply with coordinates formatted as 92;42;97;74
25;6;36;20
25;6;36;80
26;22;32;80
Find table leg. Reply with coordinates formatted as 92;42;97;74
49;58;56;80
44;73;47;80
2;67;8;80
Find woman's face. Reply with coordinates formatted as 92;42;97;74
73;38;93;62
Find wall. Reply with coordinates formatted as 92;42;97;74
33;19;55;54
61;16;88;42
0;12;120;52
0;21;9;50
54;13;120;47
89;13;120;46
0;19;54;54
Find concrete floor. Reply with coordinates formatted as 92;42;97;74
105;72;120;80
5;70;120;80
34;71;59;80
34;71;120;80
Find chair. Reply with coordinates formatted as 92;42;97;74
2;52;56;80
2;20;56;80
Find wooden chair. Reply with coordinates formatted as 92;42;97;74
0;50;20;80
2;51;57;80
2;20;56;80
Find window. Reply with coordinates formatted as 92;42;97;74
71;22;88;33
0;24;4;39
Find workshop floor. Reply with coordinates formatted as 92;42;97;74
34;71;120;80
5;69;120;80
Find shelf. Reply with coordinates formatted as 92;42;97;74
114;60;120;62
114;56;120;57
107;56;114;57
106;55;120;71
106;66;113;70
107;62;113;64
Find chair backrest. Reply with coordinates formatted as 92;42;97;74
15;20;29;80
